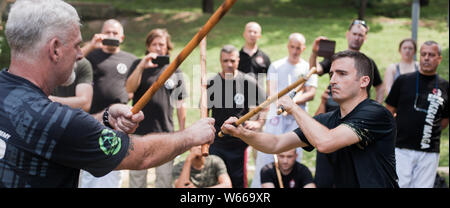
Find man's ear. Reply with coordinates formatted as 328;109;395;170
119;34;125;43
49;37;62;63
360;75;371;88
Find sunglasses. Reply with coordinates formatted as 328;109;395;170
350;19;368;30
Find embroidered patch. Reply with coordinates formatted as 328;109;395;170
116;63;128;74
99;129;122;156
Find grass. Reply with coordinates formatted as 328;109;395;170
1;0;448;186
65;0;450;184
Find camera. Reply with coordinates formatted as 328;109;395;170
102;38;120;47
154;55;170;67
318;39;336;58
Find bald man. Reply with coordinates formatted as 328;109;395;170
238;22;271;89
80;19;137;188
251;33;318;188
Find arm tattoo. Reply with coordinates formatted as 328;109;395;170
125;137;135;157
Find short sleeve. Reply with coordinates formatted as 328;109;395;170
305;74;318;88
173;68;189;100
75;58;93;84
319;58;332;75
211;155;228;177
341;101;395;149
266;64;276;81
172;161;184;180
292;113;330;152
52;109;130;177
260;163;275;184
371;60;383;87
298;163;314;187
126;59;141;78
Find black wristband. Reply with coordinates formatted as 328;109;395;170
103;107;113;128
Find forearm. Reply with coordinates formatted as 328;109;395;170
49;95;91;112
309;52;324;75
116;131;193;170
177;102;187;130
375;84;385;103
126;66;144;93
174;159;193;188
238;129;291;154
314;99;327;116
293;87;316;105
81;42;96;57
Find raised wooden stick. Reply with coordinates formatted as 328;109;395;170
199;37;209;157
131;0;237;114
218;67;317;137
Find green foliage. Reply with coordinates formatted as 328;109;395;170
0;24;10;70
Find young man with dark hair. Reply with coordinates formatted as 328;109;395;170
222;50;399;188
310;19;385;188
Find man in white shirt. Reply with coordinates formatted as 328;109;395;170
251;33;318;188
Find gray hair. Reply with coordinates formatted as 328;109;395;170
220;44;238;55
422;40;442;56
5;0;81;58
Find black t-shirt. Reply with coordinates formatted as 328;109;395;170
238;48;271;79
294;99;398;188
207;71;266;188
86;49;137;113
319;56;382;87
127;59;188;135
385;72;449;152
260;162;314;188
0;71;129;188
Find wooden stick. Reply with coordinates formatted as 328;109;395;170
273;155;284;188
199;37;209;157
218;67;317;137
131;0;237;114
276;68;316;115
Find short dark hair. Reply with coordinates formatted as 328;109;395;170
331;50;373;95
398;38;417;53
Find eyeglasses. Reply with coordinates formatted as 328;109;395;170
350;19;368;29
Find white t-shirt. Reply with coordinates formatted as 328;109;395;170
267;57;318;114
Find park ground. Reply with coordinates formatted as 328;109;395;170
1;0;448;187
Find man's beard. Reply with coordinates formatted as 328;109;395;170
61;70;76;87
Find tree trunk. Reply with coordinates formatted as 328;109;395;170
358;0;367;20
202;0;214;14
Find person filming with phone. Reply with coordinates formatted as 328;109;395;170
126;28;188;188
79;19;138;188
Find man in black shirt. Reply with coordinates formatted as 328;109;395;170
238;22;271;89
386;41;449;188
82;19;137;114
310;19;385;188
222;50;398;188
260;149;315;188
0;0;215;188
207;45;266;188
